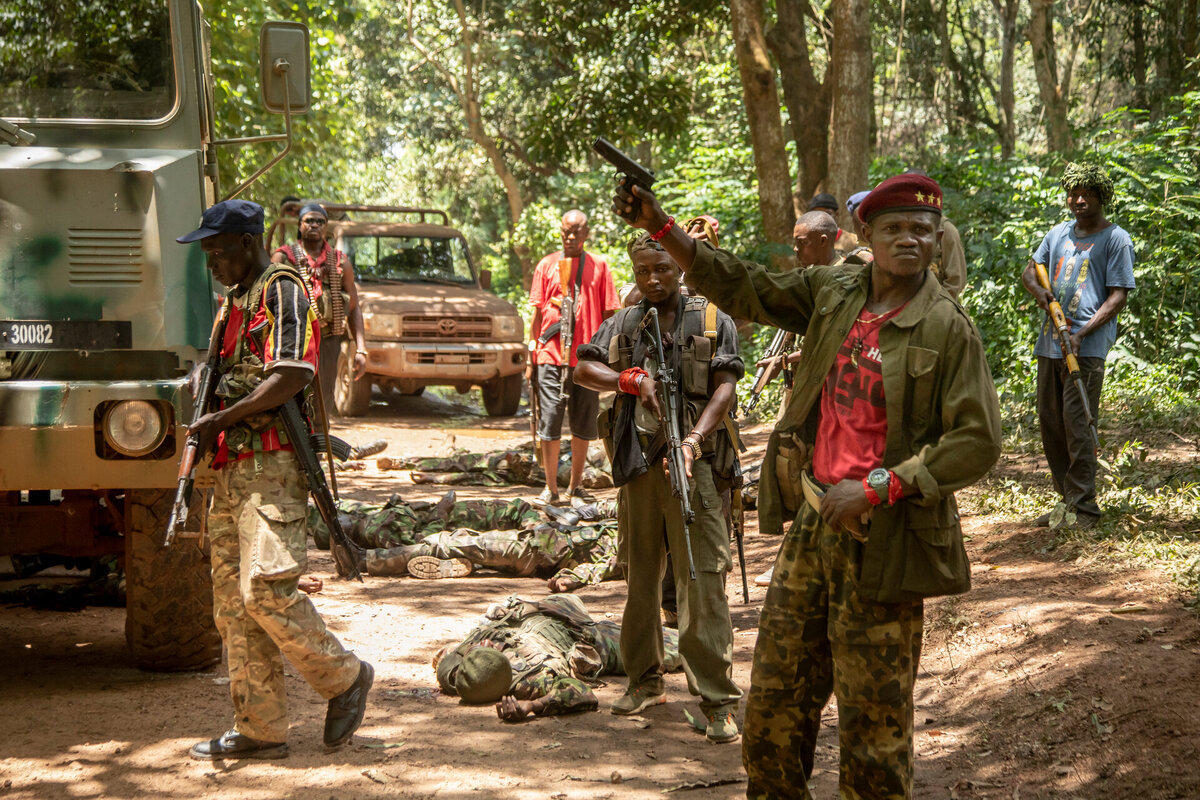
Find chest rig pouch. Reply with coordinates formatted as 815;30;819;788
216;263;313;472
599;298;742;491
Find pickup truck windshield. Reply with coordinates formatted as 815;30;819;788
348;235;476;285
0;0;175;120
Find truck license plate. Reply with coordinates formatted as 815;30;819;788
434;354;470;364
0;320;132;350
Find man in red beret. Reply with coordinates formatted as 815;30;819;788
610;174;1002;799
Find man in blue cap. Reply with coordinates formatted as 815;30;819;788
176;199;373;759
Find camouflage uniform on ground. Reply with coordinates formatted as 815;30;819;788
309;495;541;550
436;594;681;715
364;521;619;588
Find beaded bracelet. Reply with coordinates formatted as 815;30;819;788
649;215;675;242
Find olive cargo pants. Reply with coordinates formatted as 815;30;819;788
743;501;923;799
208;450;361;743
618;458;741;715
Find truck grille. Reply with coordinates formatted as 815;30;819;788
402;315;491;340
67;229;144;285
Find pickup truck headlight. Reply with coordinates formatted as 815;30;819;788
365;313;400;338
102;400;167;457
495;316;523;338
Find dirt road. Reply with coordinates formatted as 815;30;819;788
2;392;1198;799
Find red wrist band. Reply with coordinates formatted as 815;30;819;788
863;477;885;506
888;472;904;505
649;216;675;242
618;367;648;395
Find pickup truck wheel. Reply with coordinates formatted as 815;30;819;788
335;340;372;417
124;489;221;672
482;373;523;417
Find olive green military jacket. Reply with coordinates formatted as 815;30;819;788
687;242;1001;602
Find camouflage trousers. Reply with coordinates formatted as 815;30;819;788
209;450;361;743
743;500;924;799
366;527;572;577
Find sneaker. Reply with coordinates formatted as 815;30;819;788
543;503;582;527
754;566;774;587
568;487;597;507
531;488;561;508
611;684;666;716
407;556;473;580
705;710;740;744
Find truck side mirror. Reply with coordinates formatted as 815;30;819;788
260;22;311;114
479;269;492;290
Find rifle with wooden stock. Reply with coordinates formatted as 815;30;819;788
742;328;796;416
1034;262;1099;450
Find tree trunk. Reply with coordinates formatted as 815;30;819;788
1132;2;1147;109
767;0;832;206
827;0;872;229
731;0;796;249
987;0;1019;157
1027;0;1073;152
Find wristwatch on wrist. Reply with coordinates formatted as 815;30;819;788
866;468;891;504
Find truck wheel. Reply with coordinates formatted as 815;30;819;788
335;340;372;417
482;373;523;417
124;489;221;672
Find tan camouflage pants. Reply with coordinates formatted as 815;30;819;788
743;500;923;799
209;450;361;742
618;459;742;715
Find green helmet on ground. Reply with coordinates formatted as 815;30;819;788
454;647;513;704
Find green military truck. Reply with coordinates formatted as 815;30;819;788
1;1;311;670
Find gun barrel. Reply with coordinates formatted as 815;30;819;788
592;136;656;188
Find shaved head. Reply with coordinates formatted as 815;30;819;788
562;209;588;227
560;209;590;257
796;211;837;238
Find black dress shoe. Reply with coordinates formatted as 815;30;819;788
324;660;374;747
189;730;288;760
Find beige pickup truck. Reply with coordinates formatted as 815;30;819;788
270;205;527;416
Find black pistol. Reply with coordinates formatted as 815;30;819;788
593;136;656;219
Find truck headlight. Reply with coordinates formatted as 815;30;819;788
366;313;400;338
102;400;167;457
495;316;523;338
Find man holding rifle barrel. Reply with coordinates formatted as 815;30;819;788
174;200;372;760
1022;163;1135;530
528;210;621;507
574;230;745;745
610;170;1001;797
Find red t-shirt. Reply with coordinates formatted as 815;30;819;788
212;275;320;468
273;241;345;300
529;251;620;367
811;304;905;485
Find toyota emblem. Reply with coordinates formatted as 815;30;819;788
438;318;458;335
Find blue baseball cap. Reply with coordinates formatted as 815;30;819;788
176;199;265;243
846;191;871;216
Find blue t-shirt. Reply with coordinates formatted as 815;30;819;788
1032;220;1136;359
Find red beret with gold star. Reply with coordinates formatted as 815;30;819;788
857;174;943;223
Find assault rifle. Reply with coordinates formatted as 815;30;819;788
1034;263;1099;450
639;307;697;581
742;328;796;416
278;397;366;581
592;137;656;219
165;304;231;547
557;257;581;401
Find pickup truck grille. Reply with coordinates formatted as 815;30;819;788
402;315;491;339
67;228;143;285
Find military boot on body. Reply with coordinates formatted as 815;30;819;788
407;556;473;579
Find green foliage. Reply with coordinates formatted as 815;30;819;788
207;2;364;208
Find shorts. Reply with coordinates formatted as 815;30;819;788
535;364;599;441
